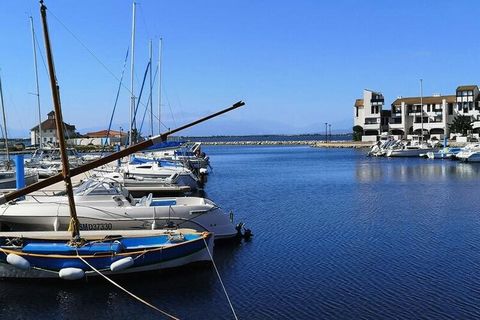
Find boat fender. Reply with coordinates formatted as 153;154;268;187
6;253;30;270
110;257;134;272
59;267;85;280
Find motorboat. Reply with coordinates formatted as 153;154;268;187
124;158;202;191
141;142;210;170
455;143;480;162
96;170;191;197
0;177;237;240
386;140;437;158
426;147;462;160
25;147;84;177
0;169;38;190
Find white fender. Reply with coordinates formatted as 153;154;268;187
110;257;134;272
6;253;30;270
59;267;85;280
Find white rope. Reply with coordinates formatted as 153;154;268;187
203;237;239;320
77;255;179;320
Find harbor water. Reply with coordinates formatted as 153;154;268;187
2;145;480;319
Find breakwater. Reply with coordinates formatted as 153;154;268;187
200;140;372;148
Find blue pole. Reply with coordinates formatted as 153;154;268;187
15;154;25;196
116;144;121;167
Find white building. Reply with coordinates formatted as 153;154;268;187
455;85;480;133
30;111;78;146
389;94;456;140
353;89;390;142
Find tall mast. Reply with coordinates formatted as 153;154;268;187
0;73;10;164
158;38;162;135
149;39;153;136
420;79;423;142
129;1;136;145
30;16;43;148
39;0;80;240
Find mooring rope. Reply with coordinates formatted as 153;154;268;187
77;254;179;320
203;237;239;320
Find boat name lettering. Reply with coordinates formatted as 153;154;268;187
79;223;113;230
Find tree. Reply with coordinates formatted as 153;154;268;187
352;125;363;141
448;115;472;135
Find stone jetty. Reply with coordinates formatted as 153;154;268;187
199;140;372;148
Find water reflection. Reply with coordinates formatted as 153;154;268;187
356;159;480;182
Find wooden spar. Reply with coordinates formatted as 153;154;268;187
0;100;245;204
39;0;81;239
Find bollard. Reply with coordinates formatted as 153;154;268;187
15;155;25;200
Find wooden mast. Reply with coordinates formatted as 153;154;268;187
39;0;81;240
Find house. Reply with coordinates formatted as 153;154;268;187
69;129;127;146
389;94;456;140
30;111;78;146
455;85;480;133
353;89;389;142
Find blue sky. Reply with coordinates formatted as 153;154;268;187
0;1;478;137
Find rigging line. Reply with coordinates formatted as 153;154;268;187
202;237;239;320
137;4;152;40
132;62;151;132
76;254;180;320
46;7;147;110
102;47;129;156
139;66;159;134
33;31;50;80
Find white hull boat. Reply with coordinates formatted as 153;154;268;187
0;178;237;240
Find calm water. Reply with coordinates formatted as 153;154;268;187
2;146;480;319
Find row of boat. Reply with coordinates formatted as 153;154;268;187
368;138;480;162
0;1;247;285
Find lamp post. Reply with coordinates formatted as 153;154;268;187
325;122;328;143
329;124;332;142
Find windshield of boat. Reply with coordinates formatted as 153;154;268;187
74;179;122;196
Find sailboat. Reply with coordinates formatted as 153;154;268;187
0;1;244;279
0;73;39;190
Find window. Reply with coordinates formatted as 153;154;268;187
356;107;359;117
448;103;453;115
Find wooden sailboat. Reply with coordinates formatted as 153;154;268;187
0;1;244;279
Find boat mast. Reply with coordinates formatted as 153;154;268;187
30;16;43;148
129;1;136;145
0;73;10;165
420;79;423;142
158;38;162;135
149;39;153;136
39;0;80;240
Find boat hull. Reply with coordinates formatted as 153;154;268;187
0;231;213;279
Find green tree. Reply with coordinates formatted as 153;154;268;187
449;115;472;135
352;125;363;141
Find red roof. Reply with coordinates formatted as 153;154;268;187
85;130;127;138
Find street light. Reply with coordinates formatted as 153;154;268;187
329;124;332;142
325;123;328;143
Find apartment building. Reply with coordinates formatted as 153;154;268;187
353;89;390;142
354;84;480;141
456;85;480;132
389;94;455;140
